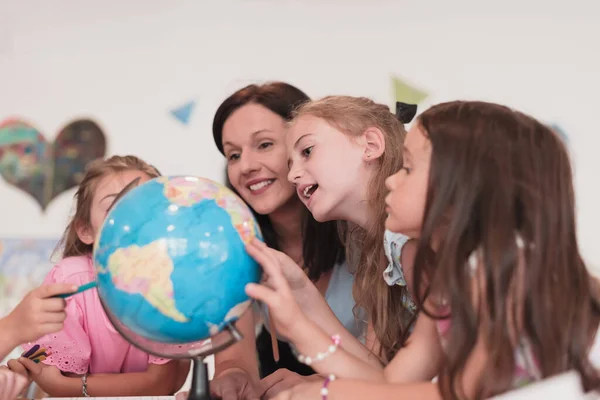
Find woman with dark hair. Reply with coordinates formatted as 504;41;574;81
209;82;362;399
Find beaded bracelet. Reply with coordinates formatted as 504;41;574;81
321;374;336;400
297;334;341;366
82;374;90;397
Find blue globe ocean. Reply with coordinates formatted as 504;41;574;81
93;176;262;344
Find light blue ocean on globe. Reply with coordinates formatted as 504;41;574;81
93;176;263;344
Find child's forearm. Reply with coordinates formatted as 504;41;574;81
291;318;385;382
383;311;443;383
0;316;20;359
45;369;176;397
326;380;442;400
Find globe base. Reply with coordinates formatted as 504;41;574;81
187;323;244;400
188;358;211;400
99;298;247;399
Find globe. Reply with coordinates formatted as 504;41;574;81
92;175;263;345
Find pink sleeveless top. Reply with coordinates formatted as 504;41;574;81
20;256;170;375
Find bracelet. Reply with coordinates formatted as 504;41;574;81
297;334;341;366
321;374;336;400
82;374;90;397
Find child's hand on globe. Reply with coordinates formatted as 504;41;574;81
249;240;311;293
244;240;312;342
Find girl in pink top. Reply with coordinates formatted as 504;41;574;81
9;155;187;397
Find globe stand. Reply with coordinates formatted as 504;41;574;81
187;323;243;400
188;359;210;400
99;300;245;400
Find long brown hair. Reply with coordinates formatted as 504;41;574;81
292;96;412;361
56;155;161;259
412;101;600;398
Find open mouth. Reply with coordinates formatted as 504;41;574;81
248;180;274;192
302;184;319;199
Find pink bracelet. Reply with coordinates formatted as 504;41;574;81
321;374;336;400
297;334;341;366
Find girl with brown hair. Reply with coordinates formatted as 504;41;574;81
241;95;421;381
248;100;600;399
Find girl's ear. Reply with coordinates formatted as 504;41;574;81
75;220;95;245
362;127;386;162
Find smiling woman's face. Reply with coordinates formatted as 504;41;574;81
222;103;297;215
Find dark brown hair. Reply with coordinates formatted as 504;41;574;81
213;82;310;155
292;96;412;361
212;82;344;280
412;101;600;398
56;155;161;259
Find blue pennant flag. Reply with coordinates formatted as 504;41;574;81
170;100;196;125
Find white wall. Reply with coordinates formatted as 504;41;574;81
0;0;599;273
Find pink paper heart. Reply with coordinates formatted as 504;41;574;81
0;118;107;210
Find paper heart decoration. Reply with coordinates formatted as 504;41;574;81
0;118;107;211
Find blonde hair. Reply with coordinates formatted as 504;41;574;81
292;96;411;361
56;155;161;259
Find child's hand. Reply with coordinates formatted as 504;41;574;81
3;283;77;346
244;240;311;341
270;380;323;400
0;366;29;400
6;358;33;392
210;368;261;400
260;369;323;399
11;357;65;394
247;240;311;294
7;358;30;378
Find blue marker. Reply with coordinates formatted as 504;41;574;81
54;281;98;299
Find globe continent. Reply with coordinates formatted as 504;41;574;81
93;176;262;343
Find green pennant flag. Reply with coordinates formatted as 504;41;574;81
392;75;428;104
